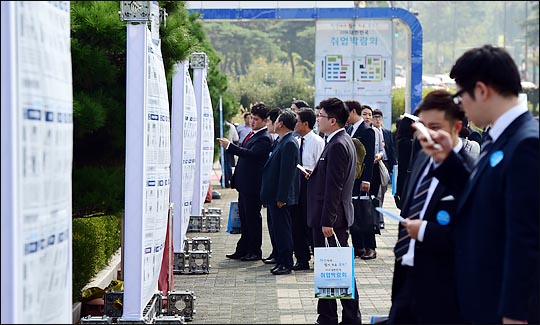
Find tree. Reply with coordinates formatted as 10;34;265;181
71;1;236;216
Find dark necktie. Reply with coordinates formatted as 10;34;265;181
242;131;254;146
394;163;434;261
470;134;493;179
299;137;304;165
347;126;353;136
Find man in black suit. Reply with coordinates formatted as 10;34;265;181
218;103;272;262
306;97;361;325
260;111;300;275
372;108;397;229
344;100;376;259
419;45;539;324
388;90;475;323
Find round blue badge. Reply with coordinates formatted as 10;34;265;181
436;210;450;226
490;150;504;167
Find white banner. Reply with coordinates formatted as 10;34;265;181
171;61;198;253
1;1;72;323
122;25;170;321
315;19;393;127
191;55;214;216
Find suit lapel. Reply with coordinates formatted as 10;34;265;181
457;113;528;211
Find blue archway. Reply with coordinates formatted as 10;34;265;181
188;6;423;112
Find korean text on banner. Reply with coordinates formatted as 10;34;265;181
314;245;355;299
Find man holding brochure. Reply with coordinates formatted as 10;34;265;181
388;90;475;323
306;98;361;325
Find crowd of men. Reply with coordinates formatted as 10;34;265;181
217;44;539;324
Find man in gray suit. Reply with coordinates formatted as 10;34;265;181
306;97;361;325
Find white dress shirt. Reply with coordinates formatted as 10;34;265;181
401;138;464;267
297;130;325;170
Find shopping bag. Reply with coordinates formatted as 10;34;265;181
314;234;355;299
351;194;381;235
391;164;398;196
227;201;241;234
378;160;390;186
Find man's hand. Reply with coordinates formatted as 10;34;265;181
304;168;313;180
361;182;370;192
216;137;230;148
416;128;452;163
277;201;286;208
400;219;423;240
322;226;334;238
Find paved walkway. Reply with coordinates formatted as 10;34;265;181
174;167;400;324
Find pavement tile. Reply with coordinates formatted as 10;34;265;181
176;168;400;324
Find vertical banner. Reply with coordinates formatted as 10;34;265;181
315;19;393;127
191;53;214;216
170;61;198;253
1;2;73;323
122;24;170;321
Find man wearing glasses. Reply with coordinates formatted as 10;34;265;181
307;98;362;325
418;45;539;324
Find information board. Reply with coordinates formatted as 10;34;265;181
1;2;73;323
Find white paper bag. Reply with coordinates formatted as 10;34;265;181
313;235;355;299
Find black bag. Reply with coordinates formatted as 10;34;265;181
351;194;381;235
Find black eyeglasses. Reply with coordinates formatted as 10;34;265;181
316;113;333;119
452;88;466;105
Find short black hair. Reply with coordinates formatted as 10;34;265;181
318;97;349;127
251;102;269;120
415;89;465;123
243;113;251;119
344;100;362;115
297;108;316;130
450;44;522;98
292;99;309;109
277;110;297;131
373;109;383;117
267;107;282;123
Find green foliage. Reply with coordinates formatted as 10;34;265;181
72;165;125;217
391;88;406;121
229;59;315;108
72;214;122;302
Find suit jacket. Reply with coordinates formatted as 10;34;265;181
434;112;539;323
307;130;356;229
392;148;474;322
382;128;397;167
260;132;299;205
228;128;272;195
351;122;375;195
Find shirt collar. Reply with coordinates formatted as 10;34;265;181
488;100;528;142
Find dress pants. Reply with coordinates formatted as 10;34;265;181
292;177;312;263
312;227;361;324
235;191;263;257
268;204;294;269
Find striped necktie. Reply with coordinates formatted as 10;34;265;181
394;164;434;261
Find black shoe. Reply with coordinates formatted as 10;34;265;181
225;252;243;259
240;254;261;261
354;248;366;258
360;248;377;260
271;266;292;275
292;262;310;271
263;257;276;264
270;264;281;273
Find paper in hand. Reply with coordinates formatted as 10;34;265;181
296;164;309;176
412;122;442;150
375;207;405;222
